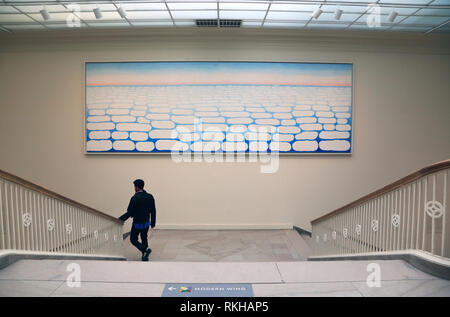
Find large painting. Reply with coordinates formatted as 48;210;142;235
85;62;353;154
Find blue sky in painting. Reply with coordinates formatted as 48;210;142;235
86;62;352;86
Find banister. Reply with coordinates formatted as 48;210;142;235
311;159;450;225
0;168;123;224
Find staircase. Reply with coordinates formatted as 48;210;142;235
1;257;448;297
310;159;450;280
0;161;449;297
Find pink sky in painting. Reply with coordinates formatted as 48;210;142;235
87;72;352;87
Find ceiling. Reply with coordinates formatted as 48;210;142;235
0;0;449;34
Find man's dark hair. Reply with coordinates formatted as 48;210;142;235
133;179;145;189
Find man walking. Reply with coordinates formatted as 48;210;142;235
119;179;156;261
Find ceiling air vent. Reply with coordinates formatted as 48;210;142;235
195;19;242;27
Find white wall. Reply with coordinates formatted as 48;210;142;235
0;29;449;231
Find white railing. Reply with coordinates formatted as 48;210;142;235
0;169;124;258
310;160;450;260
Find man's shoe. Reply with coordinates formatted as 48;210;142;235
142;248;152;261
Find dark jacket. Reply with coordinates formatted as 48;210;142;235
119;190;156;227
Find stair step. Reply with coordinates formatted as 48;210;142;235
0;259;435;284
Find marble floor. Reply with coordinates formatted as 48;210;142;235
1;230;448;297
123;229;312;262
0;259;449;297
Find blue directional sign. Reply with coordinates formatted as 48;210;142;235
162;283;254;297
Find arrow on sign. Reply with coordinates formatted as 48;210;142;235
168;287;176;291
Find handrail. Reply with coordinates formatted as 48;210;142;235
0;168;124;258
0;168;122;224
310;159;449;261
311;159;450;225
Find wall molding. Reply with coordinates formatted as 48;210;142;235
1;28;449;55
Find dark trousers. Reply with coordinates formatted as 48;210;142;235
130;225;149;253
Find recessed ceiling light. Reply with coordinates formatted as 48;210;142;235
334;8;343;21
388;10;398;22
312;7;322;19
93;7;103;19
